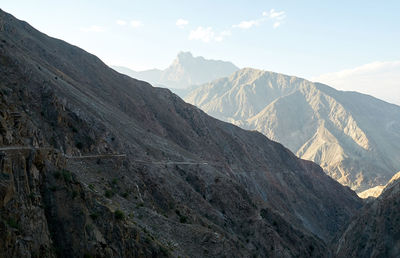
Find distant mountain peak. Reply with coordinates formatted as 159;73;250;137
172;51;197;66
113;51;239;89
176;51;193;59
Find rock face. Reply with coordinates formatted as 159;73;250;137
0;9;362;257
185;68;400;192
112;51;239;90
335;172;400;257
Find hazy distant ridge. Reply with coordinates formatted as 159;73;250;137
112;51;239;89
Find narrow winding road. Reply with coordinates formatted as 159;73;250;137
0;146;209;165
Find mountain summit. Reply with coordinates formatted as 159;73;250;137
112;51;239;89
185;68;400;192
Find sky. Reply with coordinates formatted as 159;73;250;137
2;0;400;104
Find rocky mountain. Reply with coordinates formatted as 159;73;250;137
112;51;239;90
358;185;386;199
359;171;400;198
185;68;400;193
0;9;363;257
335;171;400;257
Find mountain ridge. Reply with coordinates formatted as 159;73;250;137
185;68;400;192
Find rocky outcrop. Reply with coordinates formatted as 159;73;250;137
0;148;167;258
185;68;400;192
0;149;55;258
0;9;362;257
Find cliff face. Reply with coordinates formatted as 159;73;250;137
185;68;400;192
0;61;168;257
0;9;361;257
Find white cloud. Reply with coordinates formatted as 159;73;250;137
220;30;231;37
188;26;215;42
263;9;286;28
188;27;231;43
130;20;143;28
80;25;105;32
189;9;287;43
273;22;281;29
233;20;260;29
116;19;127;26
176;18;189;28
312;61;400;105
215;30;231;42
233;9;286;30
268;9;285;19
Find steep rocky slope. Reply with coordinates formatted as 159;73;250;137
0;10;362;257
112;51;239;90
335;171;400;257
185;68;400;192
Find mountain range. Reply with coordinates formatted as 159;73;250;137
0;9;360;257
185;68;400;193
1;9;399;257
112;51;239;90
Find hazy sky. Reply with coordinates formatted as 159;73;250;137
2;0;400;104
